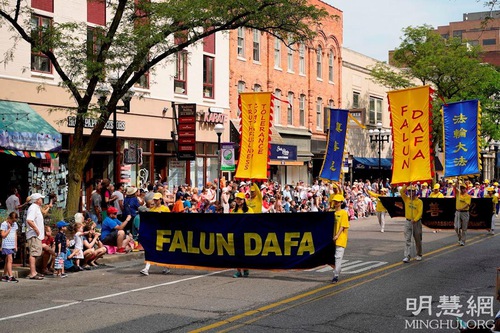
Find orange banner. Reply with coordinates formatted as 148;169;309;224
388;86;434;185
234;92;272;180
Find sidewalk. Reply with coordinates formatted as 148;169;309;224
11;251;144;279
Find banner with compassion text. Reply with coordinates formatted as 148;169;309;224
379;197;492;229
138;212;336;269
388;86;434;185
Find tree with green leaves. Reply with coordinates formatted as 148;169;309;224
370;25;500;150
0;0;332;216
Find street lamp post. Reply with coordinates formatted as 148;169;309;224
369;122;391;181
214;123;224;202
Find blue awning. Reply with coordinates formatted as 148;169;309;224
353;157;392;170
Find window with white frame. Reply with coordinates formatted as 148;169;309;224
369;96;383;124
328;99;334;108
253;84;262;92
174;51;187;94
274;89;281;125
316;97;323;130
316;46;322;79
253;29;260;62
328;50;334;82
299;94;306;126
274;37;281;69
237;27;245;58
299;43;305;75
203;55;214;98
287;38;294;72
287;92;294;125
31;14;52;73
353;91;360;108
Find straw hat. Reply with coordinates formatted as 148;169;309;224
126;187;138;196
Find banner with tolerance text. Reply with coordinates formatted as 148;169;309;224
388;86;434;185
319;109;349;181
442;100;481;178
235;92;272;180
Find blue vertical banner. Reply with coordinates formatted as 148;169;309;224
319;109;349;181
443;100;481;178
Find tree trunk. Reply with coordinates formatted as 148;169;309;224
66;144;92;218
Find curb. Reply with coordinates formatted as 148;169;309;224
12;251;144;279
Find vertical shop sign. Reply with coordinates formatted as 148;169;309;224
177;104;197;160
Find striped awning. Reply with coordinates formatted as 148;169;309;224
0;149;58;159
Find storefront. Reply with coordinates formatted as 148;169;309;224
0;100;62;206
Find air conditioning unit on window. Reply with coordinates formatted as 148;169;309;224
175;87;185;94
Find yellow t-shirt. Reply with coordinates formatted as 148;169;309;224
231;207;254;214
334;209;349;248
367;190;387;212
455;192;471;211
150;205;170;213
400;187;423;221
429;191;444;198
247;183;263;213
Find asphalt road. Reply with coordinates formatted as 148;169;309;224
0;215;498;333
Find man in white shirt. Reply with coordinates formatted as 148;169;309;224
25;193;45;280
112;183;125;220
5;187;25;215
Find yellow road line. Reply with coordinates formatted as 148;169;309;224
189;233;492;333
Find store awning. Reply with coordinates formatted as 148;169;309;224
0;100;61;158
353;157;392;170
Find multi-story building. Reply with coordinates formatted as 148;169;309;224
228;0;343;185
0;0;229;204
436;10;500;67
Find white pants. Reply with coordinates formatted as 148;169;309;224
376;211;386;230
333;246;345;277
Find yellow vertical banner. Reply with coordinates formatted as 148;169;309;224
234;92;272;180
388;86;434;185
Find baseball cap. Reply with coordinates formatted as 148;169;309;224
31;193;45;201
153;192;162;200
332;194;345;202
235;192;246;199
433;184;440;190
107;206;118;214
56;221;69;229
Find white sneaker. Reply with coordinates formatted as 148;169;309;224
381;229;384;233
403;257;410;263
162;268;171;274
415;256;422;261
140;269;149;276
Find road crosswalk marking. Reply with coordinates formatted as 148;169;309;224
305;259;388;274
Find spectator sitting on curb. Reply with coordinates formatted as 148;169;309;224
101;207;133;254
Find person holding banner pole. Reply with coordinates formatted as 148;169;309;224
454;182;471;246
484;187;498;235
232;192;254;278
367;188;388;232
400;185;423;263
331;194;349;283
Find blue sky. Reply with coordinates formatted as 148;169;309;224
327;0;492;61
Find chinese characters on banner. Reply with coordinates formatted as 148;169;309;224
234;92;272;180
388;86;434;185
443;100;481;178
319;109;349;181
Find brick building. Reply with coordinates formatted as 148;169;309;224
228;0;343;184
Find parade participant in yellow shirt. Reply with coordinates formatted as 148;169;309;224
247;182;263;213
331;194;349;283
367;188;388;232
454;182;471;246
149;193;171;212
484;187;498;235
328;182;343;211
400;185;423;263
232;192;253;278
429;184;444;198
